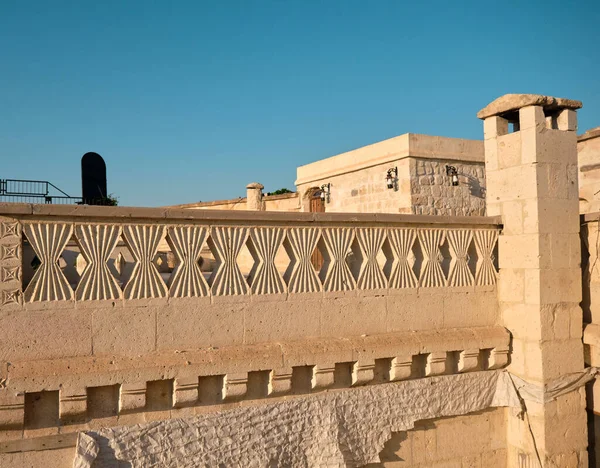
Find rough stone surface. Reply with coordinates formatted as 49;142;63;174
477;94;583;119
76;370;519;468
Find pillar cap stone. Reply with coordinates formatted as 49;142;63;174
246;182;264;190
579;126;600;142
477;94;582;120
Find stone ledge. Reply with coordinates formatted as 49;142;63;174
0;203;502;226
477;94;582;120
0;326;510;437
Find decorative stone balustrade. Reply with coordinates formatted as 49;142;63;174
0;204;504;457
0;204;500;307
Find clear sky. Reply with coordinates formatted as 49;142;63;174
1;1;599;207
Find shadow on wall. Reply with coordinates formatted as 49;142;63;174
365;431;409;465
464;174;486;199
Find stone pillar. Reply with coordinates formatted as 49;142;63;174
479;94;587;466
246;183;264;211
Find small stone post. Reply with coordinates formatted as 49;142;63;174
246;183;264;211
479;94;587;466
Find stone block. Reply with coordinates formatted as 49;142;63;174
525;268;582;305
174;377;199;408
270;367;293;396
0;309;92;362
536;163;569;200
59;387;87;423
537;129;578;165
519;105;545;130
92;306;156;356
458;349;479;372
498;235;541;270
498;269;525;303
536;198;580;234
543;409;588;455
488;346;510;370
486;165;538;202
484;116;509;140
557;109;577;131
313;363;335;390
353;359;375;386
156;302;244;351
120;382;146;412
425;352;446;376
501;201;524;236
321;296;386;338
386;293;443;332
390;355;413;381
0;391;24;429
443;292;497;328
540;339;584;381
223;373;248;401
497;132;522;169
244;300;321;344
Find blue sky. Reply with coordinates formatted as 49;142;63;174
1;0;599;207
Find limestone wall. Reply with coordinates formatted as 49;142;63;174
368;408;507;467
0;203;507;466
166;192;300;212
296;133;486;216
410;158;486;216
581;213;600;464
578;127;600;213
296;158;413;214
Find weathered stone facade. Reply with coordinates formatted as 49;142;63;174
410;158;486;216
295;133;485;216
1;93;598;467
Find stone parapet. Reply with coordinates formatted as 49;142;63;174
0;326;509;441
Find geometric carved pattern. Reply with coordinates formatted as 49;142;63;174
0;244;19;261
355;228;387;290
387;229;418;289
208;227;249;296
320;228;355;292
1;289;21;306
247;228;286;295
23;223;74;302
167;226;209;298
447;230;474;287
3;218;502;301
122;225;168;299
284;228;321;294
474;229;499;286
418;229;446;288
0;221;19;239
74;224;122;301
1;266;20;282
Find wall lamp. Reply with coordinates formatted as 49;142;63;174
446;165;459;186
386;167;398;190
320;183;331;203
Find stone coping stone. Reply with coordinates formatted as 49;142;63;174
579;126;600;142
477;94;582;120
0;203;502;226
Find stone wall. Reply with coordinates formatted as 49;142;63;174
296;158;413;214
578;127;600;213
166;192;300;212
410;158;486;216
369;408;507;467
295;133;486;215
0;204;508;466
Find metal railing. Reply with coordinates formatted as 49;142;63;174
0;179;83;204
